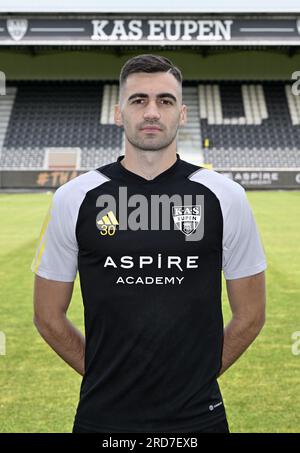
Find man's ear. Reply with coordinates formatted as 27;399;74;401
114;104;123;127
179;104;187;127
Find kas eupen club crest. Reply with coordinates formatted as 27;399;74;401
172;205;201;236
7;19;28;41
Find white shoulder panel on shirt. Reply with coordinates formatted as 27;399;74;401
54;169;111;213
31;169;110;282
189;167;245;208
189;168;267;279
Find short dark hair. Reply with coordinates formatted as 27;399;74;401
119;54;182;87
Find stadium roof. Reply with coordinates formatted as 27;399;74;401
0;0;300;14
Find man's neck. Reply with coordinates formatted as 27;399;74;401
120;150;177;180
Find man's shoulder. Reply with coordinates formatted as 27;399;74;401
188;166;245;198
53;169;111;205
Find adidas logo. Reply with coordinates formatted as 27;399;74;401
97;211;119;226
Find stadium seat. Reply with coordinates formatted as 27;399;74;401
0;81;299;170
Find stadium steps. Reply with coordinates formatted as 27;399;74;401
0;87;17;153
178;86;204;166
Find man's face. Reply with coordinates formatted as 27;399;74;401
115;72;187;152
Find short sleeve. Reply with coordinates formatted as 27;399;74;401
31;188;78;282
222;188;267;280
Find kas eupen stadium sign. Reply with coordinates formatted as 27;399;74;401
0;17;300;45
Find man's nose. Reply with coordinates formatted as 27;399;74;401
143;101;161;120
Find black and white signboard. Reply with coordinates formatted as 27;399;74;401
1;170;300;190
1;17;300;45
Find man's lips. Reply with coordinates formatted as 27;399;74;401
141;126;162;132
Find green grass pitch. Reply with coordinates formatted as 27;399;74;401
0;190;299;432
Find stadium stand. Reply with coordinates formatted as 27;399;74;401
0;80;299;170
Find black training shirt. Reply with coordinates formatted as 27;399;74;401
32;153;266;432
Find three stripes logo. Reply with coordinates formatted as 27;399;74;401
97;210;119;236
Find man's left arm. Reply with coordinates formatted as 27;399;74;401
218;270;266;376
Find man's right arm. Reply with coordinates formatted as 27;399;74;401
33;274;85;376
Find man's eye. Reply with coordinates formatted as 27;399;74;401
132;99;144;104
161;99;172;105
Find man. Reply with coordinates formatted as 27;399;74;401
32;54;266;433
